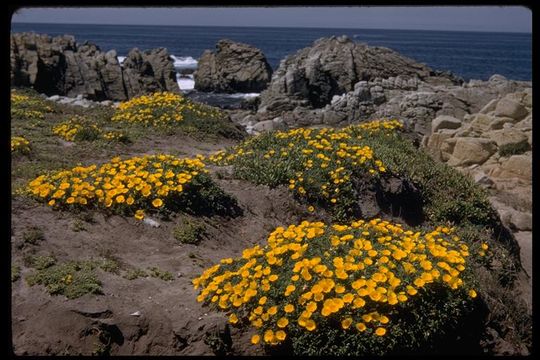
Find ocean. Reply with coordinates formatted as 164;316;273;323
11;22;532;95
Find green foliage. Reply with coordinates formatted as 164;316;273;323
22;226;45;245
11;88;55;120
171;173;242;217
498;142;530;157
284;284;477;356
25;257;102;299
208;123;398;222
180;113;245;140
25;254;57;270
359;131;498;227
73;124;102;142
147;267;175;281
98;258;120;274
123;268;148;280
173;218;206;245
72;219;87;232
12;265;21;282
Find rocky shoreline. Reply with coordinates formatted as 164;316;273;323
11;31;532;356
11;30;532;304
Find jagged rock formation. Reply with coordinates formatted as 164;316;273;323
194;39;272;93
257;35;461;113
10;32;179;101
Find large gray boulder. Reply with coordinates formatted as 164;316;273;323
194;39;272;93
123;47;180;98
258;35;459;112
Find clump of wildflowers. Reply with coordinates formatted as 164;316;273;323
11;90;54;120
193;218;479;352
206;120;403;219
26;154;208;220
111;91;223;127
53;116;127;143
11;136;31;153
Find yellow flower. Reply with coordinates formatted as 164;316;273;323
284;304;295;313
277;317;289;328
229;313;239;324
251;334;261;344
275;330;287;341
152;198;164;207
134;209;145;220
66;197;75;204
267;306;278;315
469;289;477;298
305;319;316;331
375;327;387;336
263;330;274;343
355;322;367;332
341;317;353;329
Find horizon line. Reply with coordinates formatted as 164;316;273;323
10;21;532;35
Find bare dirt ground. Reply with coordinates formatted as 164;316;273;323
11;126;324;355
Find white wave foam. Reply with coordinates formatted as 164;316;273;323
171;55;198;69
177;74;195;91
227;93;260;99
117;56;126;64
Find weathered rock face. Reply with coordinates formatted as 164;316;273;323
194;39;272;93
258;36;460;112
123;47;180;98
11;32;180;101
424;89;532;178
422;89;532;267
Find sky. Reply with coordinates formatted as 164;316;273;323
11;6;532;33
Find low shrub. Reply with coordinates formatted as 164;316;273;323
22;226;45;245
25;257;102;299
498;142;530;157
11;89;54;120
12;265;21;282
110;91;243;139
207;120;402;221
25;154;239;219
11;136;31;154
53;115;128;143
173;218;205;245
147;267;175;281
193;218;485;355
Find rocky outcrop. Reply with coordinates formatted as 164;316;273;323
257;35;461;113
123;47;179;98
11;32;179;101
424;90;532;169
423;89;532;269
194;39;272;93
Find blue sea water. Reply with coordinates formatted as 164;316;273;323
11;22;532;82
